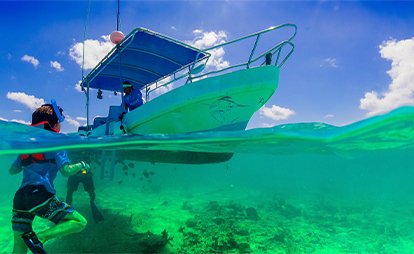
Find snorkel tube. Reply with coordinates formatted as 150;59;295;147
51;99;65;123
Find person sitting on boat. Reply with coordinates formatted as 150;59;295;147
123;81;143;111
9;101;89;254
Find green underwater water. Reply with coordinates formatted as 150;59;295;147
1;106;414;253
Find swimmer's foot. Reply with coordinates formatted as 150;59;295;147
21;231;47;254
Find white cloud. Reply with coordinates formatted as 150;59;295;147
146;77;174;100
65;116;80;128
170;26;177;30
74;80;98;93
11;119;31;125
321;58;338;68
155;83;174;94
13;109;22;113
325;114;335;118
50;61;64;72
187;30;230;70
6;92;45;110
69;35;114;70
360;37;414;116
21;54;39;68
0;116;30;125
259;105;295;121
74;80;83;92
76;116;87;121
260;122;275;128
154;77;174;94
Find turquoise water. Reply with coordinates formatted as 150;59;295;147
1;106;414;253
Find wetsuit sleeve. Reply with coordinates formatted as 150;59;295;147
55;150;80;177
9;157;23;175
55;151;71;168
61;163;83;177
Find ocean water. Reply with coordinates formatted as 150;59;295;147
1;106;414;253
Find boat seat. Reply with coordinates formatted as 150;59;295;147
107;105;125;121
105;105;126;135
78;126;88;132
77;125;91;136
93;117;107;128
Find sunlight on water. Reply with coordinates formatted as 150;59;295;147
1;107;414;253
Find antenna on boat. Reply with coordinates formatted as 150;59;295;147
81;0;92;130
109;0;125;108
109;0;125;44
117;0;120;31
109;0;124;44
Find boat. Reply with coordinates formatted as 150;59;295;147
74;24;296;166
79;24;296;136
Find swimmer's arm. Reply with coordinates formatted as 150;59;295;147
60;161;90;177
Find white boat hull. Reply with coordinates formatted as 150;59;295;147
89;65;279;136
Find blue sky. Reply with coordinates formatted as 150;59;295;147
1;1;414;133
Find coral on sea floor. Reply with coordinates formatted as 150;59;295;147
178;200;256;253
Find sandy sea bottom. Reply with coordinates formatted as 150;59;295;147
1;150;414;253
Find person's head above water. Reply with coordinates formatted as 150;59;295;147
32;100;65;132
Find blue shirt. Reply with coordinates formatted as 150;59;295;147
124;88;143;111
13;151;70;194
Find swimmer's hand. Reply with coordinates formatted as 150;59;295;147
60;161;90;177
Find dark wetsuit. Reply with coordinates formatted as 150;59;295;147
66;171;104;223
66;172;96;204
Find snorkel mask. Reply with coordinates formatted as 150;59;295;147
51;99;65;123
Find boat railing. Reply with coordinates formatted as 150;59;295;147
146;23;296;100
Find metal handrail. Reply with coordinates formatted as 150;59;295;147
146;23;297;99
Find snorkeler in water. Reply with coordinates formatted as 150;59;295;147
66;168;104;224
9;100;89;254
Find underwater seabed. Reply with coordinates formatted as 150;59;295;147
2;149;414;253
1;107;414;253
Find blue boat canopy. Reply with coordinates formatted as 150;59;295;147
81;28;208;92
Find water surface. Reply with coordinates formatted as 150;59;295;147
1;107;414;253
